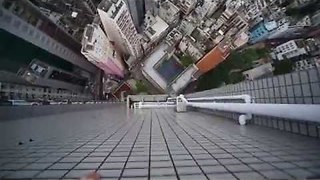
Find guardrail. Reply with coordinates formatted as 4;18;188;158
0;100;120;107
187;94;252;103
176;95;320;125
133;102;175;109
131;94;320;126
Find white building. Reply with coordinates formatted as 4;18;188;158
177;0;197;15
243;63;274;80
244;0;267;20
268;21;304;39
158;0;180;25
141;14;169;53
166;28;183;46
81;24;125;77
97;0;143;63
143;14;169;43
178;20;196;35
195;0;220;18
272;40;308;61
179;36;204;62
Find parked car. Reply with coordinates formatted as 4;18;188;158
58;100;71;105
8;100;40;106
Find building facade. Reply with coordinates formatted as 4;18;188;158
249;21;273;44
272;40;308;61
97;0;143;63
124;0;146;32
0;0;98;74
158;0;180;25
0;82;93;102
176;0;197;15
81;23;125;78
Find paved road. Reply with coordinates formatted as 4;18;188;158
0;104;320;179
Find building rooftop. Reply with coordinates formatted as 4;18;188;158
196;45;230;74
142;43;170;90
144;16;169;41
170;65;199;93
161;0;180;13
1;104;320;179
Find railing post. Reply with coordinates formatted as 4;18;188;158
239;95;252;125
176;94;188;112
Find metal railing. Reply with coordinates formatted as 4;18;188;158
177;94;320;125
131;94;320;126
133;102;175;109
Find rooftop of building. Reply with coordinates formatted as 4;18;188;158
160;0;180;14
98;0;123;19
144;16;169;41
196;45;230;74
142;43;170;90
1;104;320;179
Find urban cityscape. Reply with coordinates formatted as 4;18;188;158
0;0;320;179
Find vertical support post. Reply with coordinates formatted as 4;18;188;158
238;95;252;125
176;95;188;112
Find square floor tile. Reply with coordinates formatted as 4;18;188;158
5;170;39;178
150;167;175;176
49;162;77;170
207;173;237;180
122;168;148;177
74;163;100;170
36;170;68;178
176;166;202;175
23;163;52;170
98;169;122;178
64;169;95;178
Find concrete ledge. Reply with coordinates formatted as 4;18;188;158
0;103;119;121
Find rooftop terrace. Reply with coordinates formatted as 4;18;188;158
1;104;320;179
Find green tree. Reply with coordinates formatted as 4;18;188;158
135;81;148;93
273;59;294;75
180;55;194;68
196;48;269;91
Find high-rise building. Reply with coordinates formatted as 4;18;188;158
124;0;146;32
27;0;98;42
0;0;102;96
0;0;97;74
97;0;143;63
81;23;125;78
144;0;159;15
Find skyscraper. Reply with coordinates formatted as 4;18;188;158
97;0;143;63
81;23;125;78
124;0;146;32
0;0;101;95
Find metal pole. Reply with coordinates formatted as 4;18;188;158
187;95;252;103
188;102;320;123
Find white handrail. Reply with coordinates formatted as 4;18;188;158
187;102;320;123
134;102;175;109
187;95;252;103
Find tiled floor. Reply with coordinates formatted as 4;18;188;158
1;104;320;179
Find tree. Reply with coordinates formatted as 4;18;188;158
180;55;194;68
196;48;270;91
273;59;294;75
135;81;148;93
